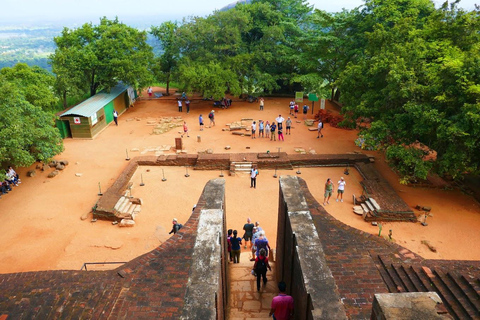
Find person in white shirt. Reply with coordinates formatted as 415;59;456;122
250;166;259;189
251;121;257;139
177;99;183;112
336;177;346;202
275;115;285;130
317;120;323;138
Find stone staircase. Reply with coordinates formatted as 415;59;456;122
228;252;277;320
374;255;480;319
230;162;253;176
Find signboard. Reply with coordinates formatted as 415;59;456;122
308;93;319;102
295;91;304;103
91;113;98;126
321;99;326;110
73;117;81;124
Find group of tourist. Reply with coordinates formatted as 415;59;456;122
323;177;346;205
287;100;309;120
1;166;21;198
251;114;292;141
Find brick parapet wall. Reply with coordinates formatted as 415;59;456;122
0;179;226;320
276;176;348;319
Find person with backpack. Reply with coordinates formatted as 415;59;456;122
253;248;271;291
230;230;242;263
208;110;215;126
168;218;183;234
317;120;323;138
302;104;309;119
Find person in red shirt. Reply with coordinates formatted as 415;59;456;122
269;281;294;320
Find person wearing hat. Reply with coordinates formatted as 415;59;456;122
208;110;215;127
169;218;183;234
336;177;346;202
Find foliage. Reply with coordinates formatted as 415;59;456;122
385;145;433;184
335;0;480;180
0;63;58;111
50;17;155;103
0;80;63;168
151;22;180;95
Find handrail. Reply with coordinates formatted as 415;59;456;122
80;261;127;271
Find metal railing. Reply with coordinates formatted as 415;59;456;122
80;261;127;271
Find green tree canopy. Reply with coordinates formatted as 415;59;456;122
50;17;154;102
336;0;480;181
0;63;58;111
0;74;63;168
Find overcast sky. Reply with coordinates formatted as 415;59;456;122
1;0;478;25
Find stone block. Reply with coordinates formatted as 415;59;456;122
47;170;59;178
27;170;36;177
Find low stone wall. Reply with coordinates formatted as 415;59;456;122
276;176;348;319
95;152;372;220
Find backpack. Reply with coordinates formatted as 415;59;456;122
303;105;308;112
256;257;267;273
209;112;213;119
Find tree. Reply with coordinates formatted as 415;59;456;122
50;17;154;100
0;63;58;111
151;22;180;95
337;0;480;180
0;79;63;168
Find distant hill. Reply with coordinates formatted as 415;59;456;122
220;0;251;11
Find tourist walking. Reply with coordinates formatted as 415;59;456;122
254;231;270;257
253;248;271;291
317;119;323;138
244;218;255;249
302;104;309;119
182;121;189;138
230;230;242;263
199;114;204;131
269;281;294;320
294;104;299;118
168;218;183;234
227;229;233;262
270;122;277;141
185;99;190;113
250;166;259;189
113;110;118;126
323;178;334;205
208;110;215;126
336;177;346;202
289;100;294;115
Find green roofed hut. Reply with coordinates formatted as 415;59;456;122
57;84;136;139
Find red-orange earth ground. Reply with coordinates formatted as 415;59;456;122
1;88;479;274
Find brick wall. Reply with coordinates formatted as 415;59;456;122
276;176;348;319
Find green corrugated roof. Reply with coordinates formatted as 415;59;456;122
60;83;129;118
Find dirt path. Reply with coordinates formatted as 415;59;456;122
1;89;479;274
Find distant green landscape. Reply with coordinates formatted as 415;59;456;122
0;26;62;70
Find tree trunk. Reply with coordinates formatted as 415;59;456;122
62;90;67;109
333;88;341;102
90;70;97;97
166;72;170;95
331;87;335;101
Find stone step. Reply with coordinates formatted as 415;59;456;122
369;198;381;210
114;196;128;211
365;200;375;212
